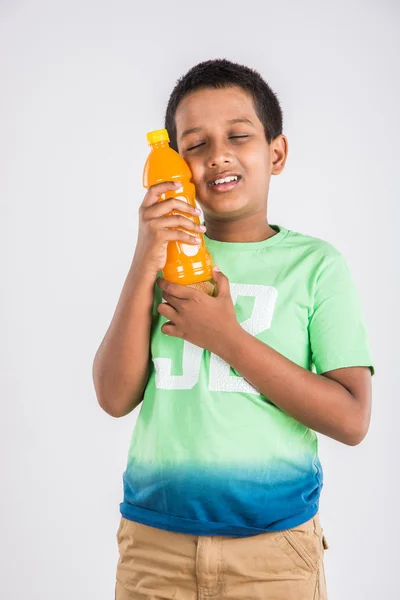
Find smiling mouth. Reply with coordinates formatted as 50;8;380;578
208;175;242;192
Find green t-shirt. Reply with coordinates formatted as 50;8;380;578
120;225;373;536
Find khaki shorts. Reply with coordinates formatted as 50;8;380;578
115;513;329;599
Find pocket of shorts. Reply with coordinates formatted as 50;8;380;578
276;530;318;574
322;532;329;550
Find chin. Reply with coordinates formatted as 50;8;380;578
198;196;250;219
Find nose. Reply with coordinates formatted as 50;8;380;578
206;140;234;169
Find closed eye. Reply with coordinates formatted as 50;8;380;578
187;142;205;151
186;135;249;152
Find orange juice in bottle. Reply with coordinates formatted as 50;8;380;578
143;128;214;295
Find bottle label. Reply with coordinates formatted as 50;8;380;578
181;244;199;257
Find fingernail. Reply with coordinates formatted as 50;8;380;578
195;237;202;244
195;208;201;214
213;265;221;272
174;181;182;188
199;225;207;232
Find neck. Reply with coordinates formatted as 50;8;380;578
204;213;277;243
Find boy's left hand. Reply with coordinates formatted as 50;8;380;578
157;266;240;353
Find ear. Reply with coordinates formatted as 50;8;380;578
271;134;288;175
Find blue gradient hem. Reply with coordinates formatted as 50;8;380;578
119;501;319;537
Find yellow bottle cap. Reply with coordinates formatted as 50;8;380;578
146;129;170;145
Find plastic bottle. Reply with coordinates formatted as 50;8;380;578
143;129;214;295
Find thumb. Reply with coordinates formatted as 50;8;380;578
213;266;231;297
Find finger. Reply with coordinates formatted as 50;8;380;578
145;197;201;220
161;322;180;337
157;277;196;299
157;302;178;320
142;181;182;209
162;291;184;310
162;229;203;246
148;214;206;235
212;266;231;297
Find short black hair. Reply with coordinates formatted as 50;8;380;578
164;58;283;151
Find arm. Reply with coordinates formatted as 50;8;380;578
156;266;373;445
215;327;372;446
92;263;156;418
92;181;204;417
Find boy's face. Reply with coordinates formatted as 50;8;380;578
175;86;287;222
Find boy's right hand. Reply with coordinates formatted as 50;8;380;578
132;181;205;277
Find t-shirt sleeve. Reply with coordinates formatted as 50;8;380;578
308;253;374;375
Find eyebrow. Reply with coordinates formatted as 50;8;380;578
180;118;255;141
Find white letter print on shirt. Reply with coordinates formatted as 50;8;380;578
153;283;278;394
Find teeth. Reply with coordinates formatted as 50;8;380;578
212;175;238;185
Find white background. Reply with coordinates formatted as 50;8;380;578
1;1;399;598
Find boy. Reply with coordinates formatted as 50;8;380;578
93;59;373;599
